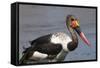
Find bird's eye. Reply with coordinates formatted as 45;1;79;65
71;18;74;21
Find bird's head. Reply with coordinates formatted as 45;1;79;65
66;15;91;47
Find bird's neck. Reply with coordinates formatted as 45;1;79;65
68;26;78;44
67;26;78;51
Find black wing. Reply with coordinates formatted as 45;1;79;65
30;34;52;45
20;34;62;64
30;34;62;55
34;43;62;55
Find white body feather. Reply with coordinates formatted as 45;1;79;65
51;32;72;51
29;51;48;60
30;32;72;62
50;32;72;61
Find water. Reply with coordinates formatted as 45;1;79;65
19;4;96;62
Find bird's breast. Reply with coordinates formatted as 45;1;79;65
50;32;72;52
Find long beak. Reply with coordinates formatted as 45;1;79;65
75;27;91;47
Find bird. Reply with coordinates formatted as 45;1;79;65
19;15;91;64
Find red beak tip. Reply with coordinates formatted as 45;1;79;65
87;43;92;47
80;32;91;47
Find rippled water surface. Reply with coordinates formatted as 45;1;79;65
19;4;96;62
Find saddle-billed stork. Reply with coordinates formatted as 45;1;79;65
19;15;90;64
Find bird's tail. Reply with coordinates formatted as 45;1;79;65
19;47;32;64
19;53;27;64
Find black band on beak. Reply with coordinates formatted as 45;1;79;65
75;26;91;47
74;27;81;35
